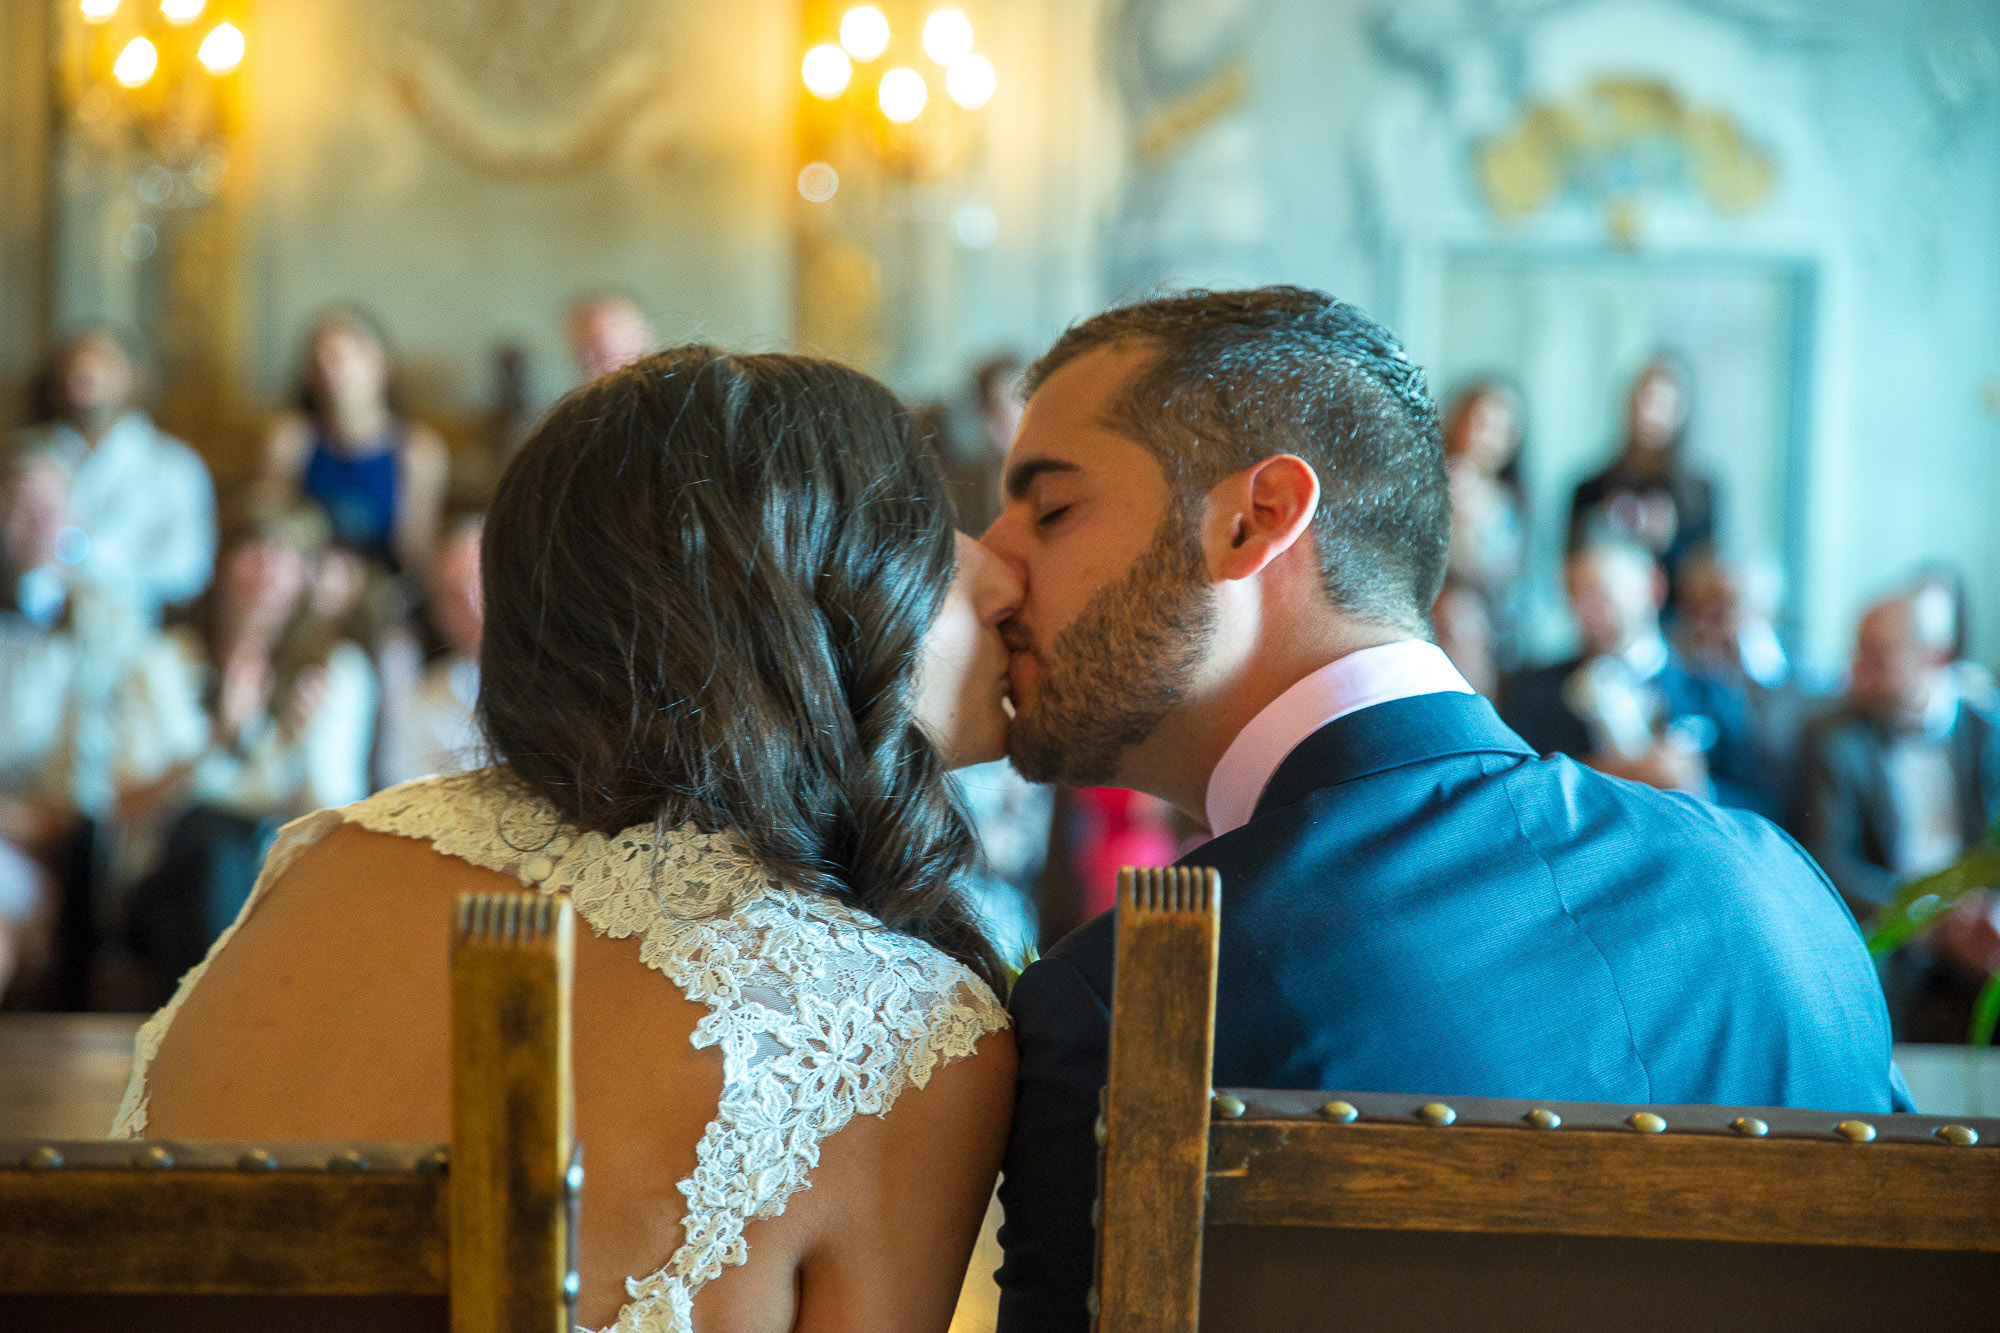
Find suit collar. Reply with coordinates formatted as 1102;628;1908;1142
1253;692;1535;821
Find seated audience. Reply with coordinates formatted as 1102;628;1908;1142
117;504;376;1000
1677;550;1819;816
1566;354;1717;607
8;328;216;623
1502;539;1772;814
1440;380;1527;668
378;512;485;785
0;448;155;1003
261;308;450;580
1797;590;2000;1042
566;291;655;384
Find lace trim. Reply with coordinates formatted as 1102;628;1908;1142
112;770;1009;1333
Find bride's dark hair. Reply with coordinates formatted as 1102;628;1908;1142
479;347;1004;992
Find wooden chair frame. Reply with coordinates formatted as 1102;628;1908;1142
0;890;579;1333
1094;866;2000;1333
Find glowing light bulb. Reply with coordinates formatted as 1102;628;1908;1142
839;6;890;62
160;0;205;23
922;9;974;65
945;53;995;109
198;22;245;73
80;0;119;22
113;37;158;88
801;43;852;98
877;66;927;124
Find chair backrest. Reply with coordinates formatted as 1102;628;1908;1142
0;890;578;1333
1094;867;2000;1333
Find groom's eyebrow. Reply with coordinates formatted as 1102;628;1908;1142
1003;457;1082;501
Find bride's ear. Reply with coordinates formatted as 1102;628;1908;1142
1204;454;1320;583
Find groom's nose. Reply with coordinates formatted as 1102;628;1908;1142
978;509;1029;578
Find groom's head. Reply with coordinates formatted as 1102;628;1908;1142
983;286;1447;788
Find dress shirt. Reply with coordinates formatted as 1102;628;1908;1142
12;411;217;619
1204;640;1474;836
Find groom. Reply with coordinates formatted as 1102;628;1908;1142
983;287;1909;1331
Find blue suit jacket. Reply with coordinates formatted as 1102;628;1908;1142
994;692;1909;1332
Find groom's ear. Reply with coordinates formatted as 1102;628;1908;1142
1205;454;1320;583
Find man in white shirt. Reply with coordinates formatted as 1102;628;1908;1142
9;329;217;623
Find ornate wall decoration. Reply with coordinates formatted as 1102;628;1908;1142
376;0;677;177
1476;76;1773;242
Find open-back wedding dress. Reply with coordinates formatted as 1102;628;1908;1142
112;769;1010;1333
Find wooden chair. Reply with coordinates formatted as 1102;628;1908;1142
0;890;578;1333
1095;866;2000;1333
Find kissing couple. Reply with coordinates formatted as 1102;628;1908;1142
115;288;1904;1332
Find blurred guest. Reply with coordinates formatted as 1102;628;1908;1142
1677;550;1818;816
0;449;161;1004
1566;355;1717;604
1912;562;1997;712
1503;540;1770;813
261;309;450;580
482;343;538;487
8;328;216;622
117;504;376;1000
1441;380;1527;666
941;354;1025;533
1433;577;1499;699
1798;591;2000;1041
378;513;485;786
567;292;655;384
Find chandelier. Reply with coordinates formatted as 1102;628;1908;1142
59;0;248;255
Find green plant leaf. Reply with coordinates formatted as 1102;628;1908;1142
1971;974;2000;1048
1864;849;2000;957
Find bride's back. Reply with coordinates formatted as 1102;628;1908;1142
120;349;1019;1332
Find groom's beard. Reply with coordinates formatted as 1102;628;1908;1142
1004;514;1215;788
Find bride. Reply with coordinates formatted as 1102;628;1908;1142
114;348;1022;1332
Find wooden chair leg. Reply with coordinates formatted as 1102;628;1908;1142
449;892;577;1333
1096;867;1221;1333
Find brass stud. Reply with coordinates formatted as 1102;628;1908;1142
27;1145;63;1170
1416;1102;1456;1127
563;1269;581;1303
1094;1113;1108;1145
1731;1116;1769;1138
1936;1124;1980;1147
1627;1112;1667;1134
1212;1092;1246;1120
134;1145;175;1169
565;1153;585;1199
417;1148;449;1175
1318;1100;1359;1124
1835;1120;1876;1143
237;1149;278;1172
1524;1108;1561;1130
1091;1195;1102;1229
328;1150;369;1172
1087;1286;1101;1318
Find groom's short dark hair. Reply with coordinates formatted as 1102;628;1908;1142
1024;286;1448;632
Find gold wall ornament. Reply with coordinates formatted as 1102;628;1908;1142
377;0;676;178
1476;76;1775;242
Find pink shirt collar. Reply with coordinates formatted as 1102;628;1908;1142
1203;640;1475;836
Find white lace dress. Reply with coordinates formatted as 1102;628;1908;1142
111;770;1010;1333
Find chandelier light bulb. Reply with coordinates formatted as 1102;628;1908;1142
160;0;205;23
80;0;119;22
877;66;928;124
112;37;159;88
198;22;245;74
945;53;996;109
922;9;974;66
839;6;890;62
801;43;853;98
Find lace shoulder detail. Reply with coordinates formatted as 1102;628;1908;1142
116;770;1008;1333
